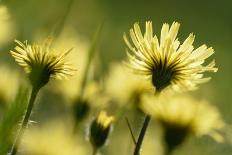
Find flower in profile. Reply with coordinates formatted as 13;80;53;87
89;111;114;150
124;21;217;92
10;38;76;90
21;122;89;155
142;95;225;152
106;63;152;107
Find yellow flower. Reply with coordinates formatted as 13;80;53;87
106;63;152;106
124;21;217;92
10;38;76;89
51;29;104;106
21;122;89;155
90;111;114;149
0;64;19;106
142;95;225;150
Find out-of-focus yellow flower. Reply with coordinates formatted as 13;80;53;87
124;21;217;92
52;28;90;100
21;122;89;155
52;28;107;108
0;5;16;46
0;64;19;106
10;38;76;89
53;27;89;99
49;28;107;123
106;63;152;106
90;111;114;149
142;95;225;151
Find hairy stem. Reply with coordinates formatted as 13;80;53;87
10;87;39;155
133;115;151;155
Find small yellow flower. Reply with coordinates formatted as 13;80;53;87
142;95;225;150
10;38;76;89
124;21;217;92
90;111;114;149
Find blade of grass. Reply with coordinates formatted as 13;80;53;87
50;0;75;38
79;22;104;99
125;117;136;145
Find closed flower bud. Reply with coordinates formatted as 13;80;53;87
89;111;114;149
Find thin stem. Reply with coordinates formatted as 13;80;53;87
125;117;136;145
10;87;39;155
92;147;98;155
133;115;151;155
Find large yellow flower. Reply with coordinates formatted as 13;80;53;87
124;21;217;92
10;38;76;89
142;95;225;149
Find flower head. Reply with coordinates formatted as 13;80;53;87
89;111;114;149
142;95;225;151
10;38;76;89
124;21;217;92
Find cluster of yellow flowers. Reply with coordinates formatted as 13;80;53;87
0;4;227;155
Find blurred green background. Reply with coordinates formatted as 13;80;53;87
0;0;232;154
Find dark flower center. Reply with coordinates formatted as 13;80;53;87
151;58;177;91
162;122;191;153
90;118;111;148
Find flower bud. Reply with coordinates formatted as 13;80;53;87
89;111;114;149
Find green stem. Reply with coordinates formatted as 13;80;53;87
133;115;151;155
92;147;98;155
125;117;136;145
10;87;39;155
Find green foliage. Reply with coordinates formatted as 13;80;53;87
0;87;29;155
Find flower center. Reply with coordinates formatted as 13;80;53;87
163;123;191;152
151;59;176;91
